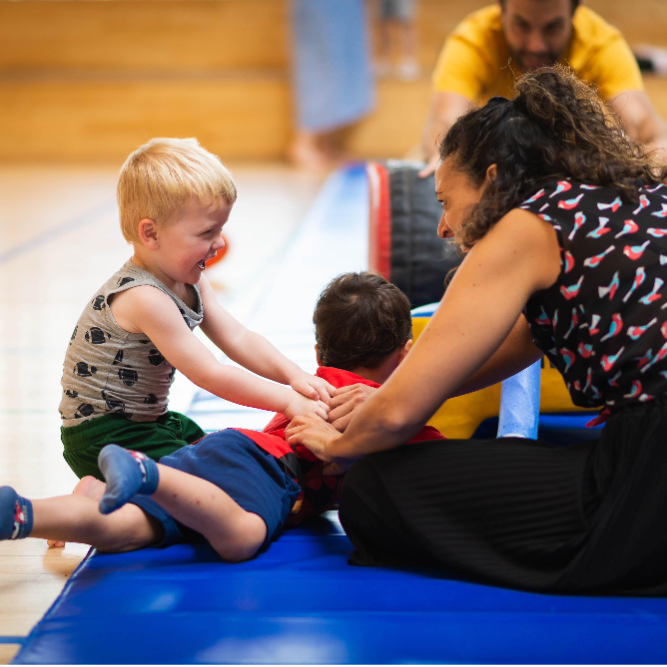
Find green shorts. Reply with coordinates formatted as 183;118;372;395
61;411;206;480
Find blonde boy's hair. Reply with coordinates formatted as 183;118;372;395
117;137;237;243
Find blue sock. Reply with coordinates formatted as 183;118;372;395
98;445;159;515
0;486;33;540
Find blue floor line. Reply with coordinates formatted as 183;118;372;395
0;198;116;266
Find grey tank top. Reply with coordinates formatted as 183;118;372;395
59;259;203;426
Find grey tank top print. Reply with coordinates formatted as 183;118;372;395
59;259;203;426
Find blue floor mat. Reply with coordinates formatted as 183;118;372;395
13;512;667;664
13;165;667;663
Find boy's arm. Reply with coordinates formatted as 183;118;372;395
110;285;328;420
198;276;334;402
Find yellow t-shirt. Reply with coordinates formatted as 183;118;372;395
432;5;643;103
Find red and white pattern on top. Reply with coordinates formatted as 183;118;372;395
521;179;667;415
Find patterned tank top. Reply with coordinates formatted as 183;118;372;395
60;259;203;426
520;179;667;413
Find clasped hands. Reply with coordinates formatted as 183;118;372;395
285;383;376;475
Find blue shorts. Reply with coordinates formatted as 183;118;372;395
130;429;301;551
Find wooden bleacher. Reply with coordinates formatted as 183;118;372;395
0;0;666;162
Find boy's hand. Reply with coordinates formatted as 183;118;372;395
283;392;330;421
290;373;335;403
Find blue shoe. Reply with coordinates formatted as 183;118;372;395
0;486;33;540
98;445;159;515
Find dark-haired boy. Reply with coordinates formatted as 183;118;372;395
0;273;443;562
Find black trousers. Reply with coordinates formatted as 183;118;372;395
339;399;667;595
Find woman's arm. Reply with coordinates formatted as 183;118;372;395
326;313;541;431
287;209;561;461
451;312;543;396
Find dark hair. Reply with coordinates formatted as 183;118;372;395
440;65;667;248
313;272;412;371
499;0;580;14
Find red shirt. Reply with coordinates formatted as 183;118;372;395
234;366;445;526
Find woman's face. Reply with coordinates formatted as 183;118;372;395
435;156;489;247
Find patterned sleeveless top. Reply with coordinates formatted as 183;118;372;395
520;179;667;413
60;259;203;426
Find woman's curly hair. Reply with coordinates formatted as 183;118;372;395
439;65;667;248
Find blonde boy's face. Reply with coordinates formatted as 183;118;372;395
149;198;231;286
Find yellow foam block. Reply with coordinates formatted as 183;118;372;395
412;316;588;439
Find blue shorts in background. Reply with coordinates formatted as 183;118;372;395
130;429;301;552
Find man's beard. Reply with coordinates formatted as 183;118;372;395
511;49;560;71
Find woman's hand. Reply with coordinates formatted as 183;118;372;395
328;384;378;431
285;414;352;463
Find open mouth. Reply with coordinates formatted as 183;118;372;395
198;252;217;270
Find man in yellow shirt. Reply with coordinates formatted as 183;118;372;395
421;0;667;174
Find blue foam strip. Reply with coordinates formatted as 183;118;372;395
497;361;542;439
13;513;667;664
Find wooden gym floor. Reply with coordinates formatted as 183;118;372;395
2;0;667;662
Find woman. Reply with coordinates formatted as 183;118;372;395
286;66;667;595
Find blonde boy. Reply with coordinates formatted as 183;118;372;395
60;138;332;479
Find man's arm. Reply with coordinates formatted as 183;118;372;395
611;89;667;158
588;31;667;158
419;91;472;177
419;23;491;177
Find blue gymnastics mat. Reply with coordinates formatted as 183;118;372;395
13;512;667;664
13;165;667;663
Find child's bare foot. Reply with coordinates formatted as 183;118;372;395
47;477;106;548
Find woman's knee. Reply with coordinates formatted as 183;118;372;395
340;458;384;523
339;457;397;551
